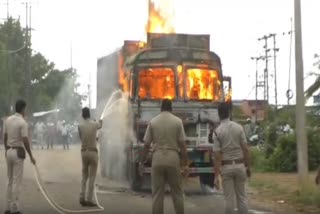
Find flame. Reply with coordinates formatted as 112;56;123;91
225;88;232;103
118;53;129;92
177;65;184;97
186;68;219;100
146;0;175;33
137;66;220;101
138;68;175;99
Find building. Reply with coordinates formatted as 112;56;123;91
233;99;268;122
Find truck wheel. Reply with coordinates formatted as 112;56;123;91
199;174;214;194
128;163;142;191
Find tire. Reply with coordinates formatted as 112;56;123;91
128;163;142;191
199;174;215;194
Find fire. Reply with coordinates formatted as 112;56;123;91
225;89;232;103
137;66;220;101
186;68;219;100
138;68;175;99
118;52;129;92
146;0;175;33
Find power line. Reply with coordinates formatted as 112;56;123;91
0;44;26;53
245;85;256;99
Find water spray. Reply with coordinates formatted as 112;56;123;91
100;98;128;119
100;89;123;120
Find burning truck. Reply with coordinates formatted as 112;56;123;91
97;32;232;191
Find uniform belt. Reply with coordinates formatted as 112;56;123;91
156;147;178;152
222;159;244;165
7;146;23;150
81;148;98;152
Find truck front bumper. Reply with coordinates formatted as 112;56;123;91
142;167;214;175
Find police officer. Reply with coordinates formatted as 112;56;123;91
141;99;188;214
78;107;102;207
213;103;251;214
4;100;36;214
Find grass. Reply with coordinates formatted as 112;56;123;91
250;148;269;172
249;172;320;213
293;184;320;208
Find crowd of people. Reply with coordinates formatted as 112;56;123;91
0;117;79;151
32;120;76;150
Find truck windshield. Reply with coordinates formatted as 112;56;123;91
186;68;220;100
138;67;176;99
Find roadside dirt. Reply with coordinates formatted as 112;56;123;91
249;172;320;214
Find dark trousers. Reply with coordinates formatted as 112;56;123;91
47;136;54;149
62;135;69;150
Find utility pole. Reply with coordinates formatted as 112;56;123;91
258;35;272;103
70;41;73;71
287;18;294;106
25;2;31;108
23;2;32;113
294;0;308;186
88;72;92;109
6;0;9;18
271;34;279;110
251;56;265;123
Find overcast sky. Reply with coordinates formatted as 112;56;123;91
1;0;320;108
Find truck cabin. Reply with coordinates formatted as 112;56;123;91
124;34;228;145
127;34;224;103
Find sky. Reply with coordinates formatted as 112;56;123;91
1;0;320;108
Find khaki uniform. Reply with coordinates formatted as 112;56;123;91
144;111;186;214
213;119;248;214
78;119;101;202
4;113;28;213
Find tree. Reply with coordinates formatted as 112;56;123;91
0;18;84;121
0;18;26;114
305;54;320;99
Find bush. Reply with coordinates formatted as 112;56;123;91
267;128;320;172
264;122;279;158
250;148;269;172
267;134;297;172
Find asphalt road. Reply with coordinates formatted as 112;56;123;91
0;145;275;214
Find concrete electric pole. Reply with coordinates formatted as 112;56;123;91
271;34;279;111
23;1;33;113
294;0;308;185
251;56;265;123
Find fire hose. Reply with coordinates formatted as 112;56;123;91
33;164;104;213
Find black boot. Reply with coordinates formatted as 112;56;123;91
79;198;87;207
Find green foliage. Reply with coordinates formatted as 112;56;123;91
305;53;320;100
266;129;320;172
0;17;84;120
305;75;320;99
232;106;246;121
267;134;297;172
254;106;320;172
250;148;269;172
264;123;279;158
